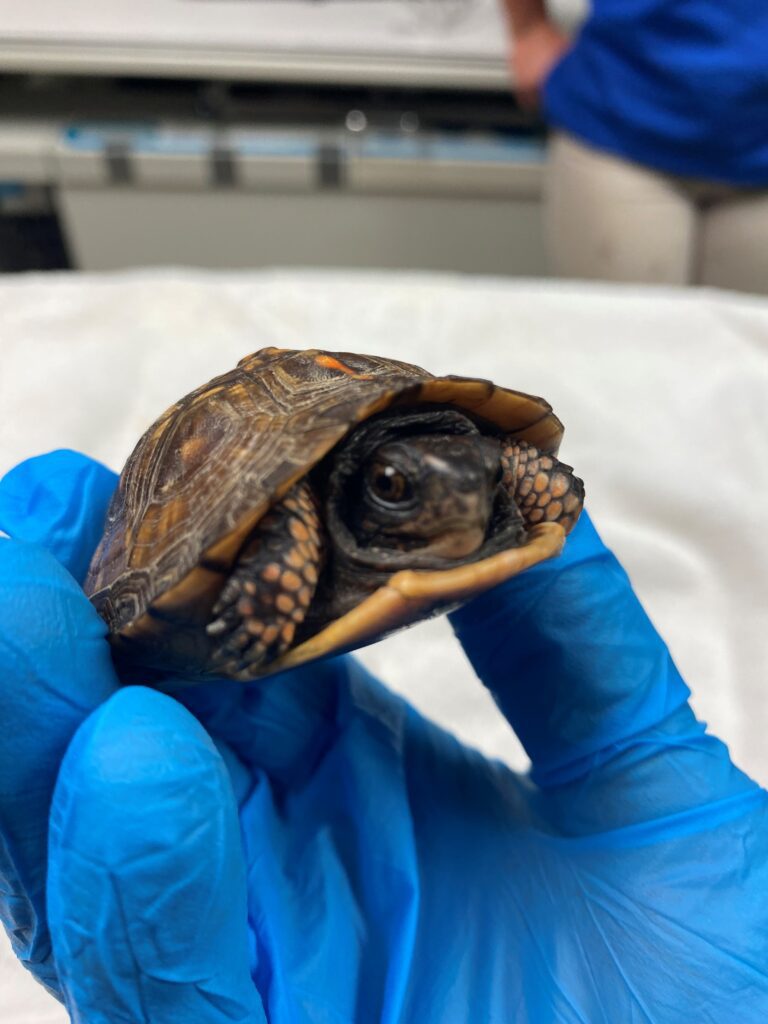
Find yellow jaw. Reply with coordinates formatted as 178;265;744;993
267;522;565;676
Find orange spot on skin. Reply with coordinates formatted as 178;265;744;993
533;472;549;494
262;563;281;582
551;474;569;499
281;570;303;592
246;619;264;636
262;624;279;645
281;622;296;646
285;547;305;570
276;593;295;614
289;519;310;542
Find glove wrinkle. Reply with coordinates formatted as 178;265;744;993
0;451;117;580
2;456;768;1023
48;688;266;1024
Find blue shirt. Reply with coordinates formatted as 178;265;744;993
543;3;768;185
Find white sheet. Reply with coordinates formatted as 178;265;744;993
1;268;767;1021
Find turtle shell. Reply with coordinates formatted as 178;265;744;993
84;347;567;677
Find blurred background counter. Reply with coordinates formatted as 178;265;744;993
0;0;583;273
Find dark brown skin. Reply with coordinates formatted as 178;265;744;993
206;409;583;679
351;434;502;558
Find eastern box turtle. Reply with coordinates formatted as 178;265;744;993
84;348;584;681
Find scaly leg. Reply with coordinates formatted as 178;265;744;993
500;440;584;534
206;481;323;680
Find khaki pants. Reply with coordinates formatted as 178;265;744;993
546;132;768;294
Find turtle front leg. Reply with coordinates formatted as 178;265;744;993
205;482;324;680
500;440;584;534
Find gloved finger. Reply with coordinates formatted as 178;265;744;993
48;686;266;1024
450;511;760;829
0;541;119;996
168;655;353;790
0;450;117;582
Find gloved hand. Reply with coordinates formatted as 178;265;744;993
1;450;767;1024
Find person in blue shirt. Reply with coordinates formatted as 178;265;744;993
503;1;768;293
1;449;767;1022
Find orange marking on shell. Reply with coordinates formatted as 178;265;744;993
180;436;208;466
314;354;373;378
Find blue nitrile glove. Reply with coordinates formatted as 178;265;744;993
1;450;767;1024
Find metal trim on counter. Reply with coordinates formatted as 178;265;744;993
53;125;320;191
0;44;511;90
45;122;545;198
346;134;543;198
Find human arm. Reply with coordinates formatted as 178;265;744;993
500;0;570;106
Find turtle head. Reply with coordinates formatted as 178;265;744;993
309;407;528;630
353;433;501;559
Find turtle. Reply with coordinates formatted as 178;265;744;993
84;347;584;682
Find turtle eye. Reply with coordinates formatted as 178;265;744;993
366;461;414;506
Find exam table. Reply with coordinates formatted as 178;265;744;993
1;268;766;1020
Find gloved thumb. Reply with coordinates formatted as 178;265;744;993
47;686;265;1024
